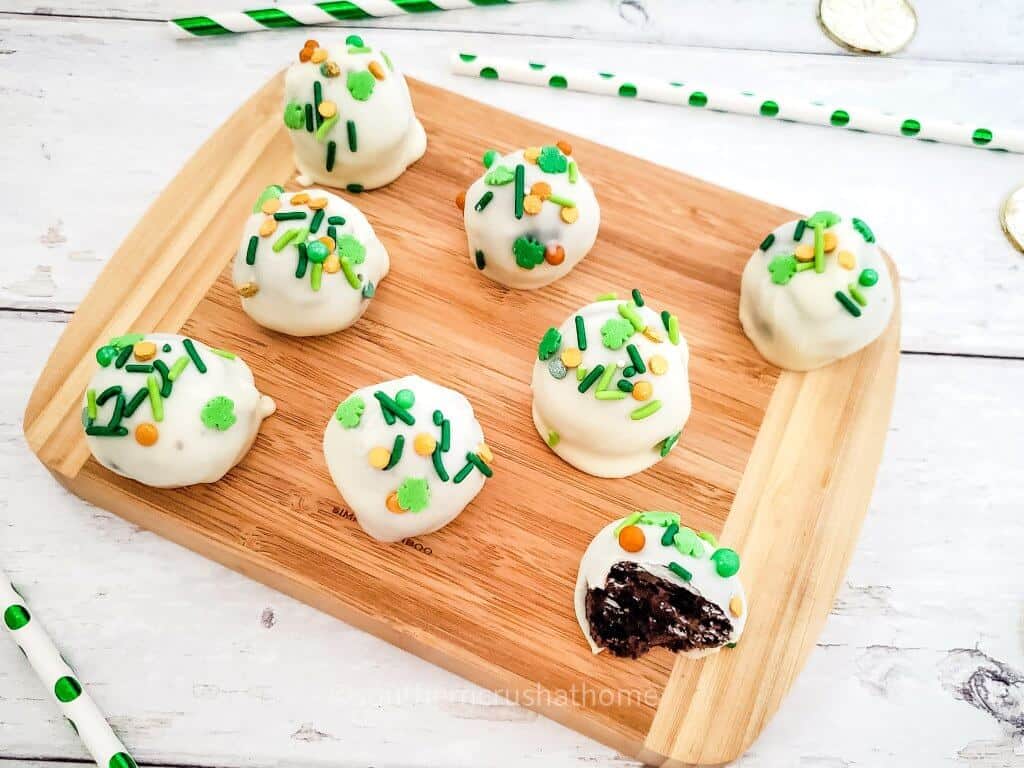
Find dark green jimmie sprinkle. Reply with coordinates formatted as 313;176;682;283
374;390;415;425
578;365;605;393
153;359;172;397
794;219;807;241
310;209;324;233
830;109;850;127
474;250;486;270
661;522;679;546
326;141;336;171
182;338;207;373
347;184;364;193
631;288;644;306
441;419;451;452
274;211;307;221
623;366;636;378
123;387;149;418
295;243;309;278
835;291;862;317
326;225;337;244
513;164;525;219
109;392;126;428
433;409;443;426
114;345;133;369
246;235;259;265
626;343;645;374
313;81;323;127
383;434;405;470
668;562;692;581
452;460;474;484
304;103;314;132
475;191;494;211
660;310;672;333
96;385;123;406
575;315;587;350
85;425;128;437
347;120;357;152
466;451;493;477
617;379;634;393
124;364;153;373
759;233;775;251
432;446;449;481
327;216;346;225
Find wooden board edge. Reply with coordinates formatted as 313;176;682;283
642;257;902;766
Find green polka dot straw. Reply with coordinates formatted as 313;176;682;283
2;569;137;768
450;52;1022;153
168;0;536;38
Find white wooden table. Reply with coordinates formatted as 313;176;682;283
2;2;1023;766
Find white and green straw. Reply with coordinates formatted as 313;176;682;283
169;0;537;38
451;52;1024;154
2;569;137;768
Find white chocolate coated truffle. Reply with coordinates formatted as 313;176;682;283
463;144;599;289
575;512;746;658
233;185;389;336
740;212;894;371
323;375;494;542
83;333;275;488
283;35;426;190
531;292;691;478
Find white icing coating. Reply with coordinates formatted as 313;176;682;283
284;38;426;190
83;333;275;488
232;186;389;337
574;514;746;656
463;147;600;290
739;214;894;371
531;297;691;478
323;375;492;542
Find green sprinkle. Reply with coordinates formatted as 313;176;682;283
347;184;364;193
596;292;617;301
574;315;587;350
273;211;307;221
852;218;876;243
383;434;405;470
452;460;474;484
183;339;206;373
595;390;627;400
668;562;692;581
395;389;415;409
796;261;815;272
661;523;679;546
304;103;314;132
432;446;449;481
124;364;153;373
617;379;634;393
547;430;560;447
547;193;576;207
310;262;323;291
327;225;337;244
272;228;302;252
660;310;671;333
347;120;357;152
313;81;323;127
201;396;236;431
813;222;825;273
346;34;364;46
848;283;868;306
123;387;149;418
114;345;133;369
146;375;163;422
210;348;235;360
396;477;430;512
537;327;562;361
308;209;324;235
614;512;644;535
622;366;636;378
659;431;681;457
340;257;361;289
576;366;587;382
578;365;605;393
568;161;578;183
596;362;618;393
794;219;807;241
326;141;336;171
295;243;309;278
327;215;346;225
374;390;415;425
433;409;443;426
835;291;862;317
348;45;371;54
347;70;376;101
474;191;494;211
153;359;172;397
95;345;118;367
626;343;645;373
361;281;375;299
252;185;283;213
245;235;259;265
335;396;364;428
466;451;493;477
768;255;798;285
631;288;644;307
315;114;339;143
600;317;634;349
482;149;498;168
96;385;122;406
697;530;718;547
513;164;525;219
630;400;662;420
84;425;128;437
86;389;98;420
529;62;545;70
759;233;775;251
168;356;190;381
474;250;486;270
859;268;879;286
618;302;644;331
382;50;393;70
711;548;741;577
441;419;451;452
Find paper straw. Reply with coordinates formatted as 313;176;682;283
170;0;538;38
2;569;137;768
450;52;1024;154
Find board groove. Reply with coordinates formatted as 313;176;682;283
23;73;899;766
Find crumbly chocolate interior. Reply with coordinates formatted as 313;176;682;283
586;561;733;659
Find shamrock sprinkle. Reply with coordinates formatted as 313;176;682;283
347;70;376;101
805;210;841;229
600;317;634;350
537;145;568;173
201;396;237;431
538;327;562;361
673;527;705;558
768;254;798;285
397;477;430;513
513;235;545;269
283;102;305;129
336;234;366;265
335;395;365;428
485;165;515;186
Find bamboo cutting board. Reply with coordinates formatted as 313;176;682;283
23;74;899;766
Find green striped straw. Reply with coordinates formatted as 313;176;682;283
169;0;535;38
451;52;1023;154
2;568;138;768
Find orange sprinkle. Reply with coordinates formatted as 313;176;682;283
729;595;744;618
386;491;405;514
414;433;437;456
290;192;310;205
837;250;856;270
368;446;391;469
556;140;573;156
261;198;281;214
523;194;543;215
258;218;277;237
323;254;341;273
642;326;663;343
560;206;579;224
545;243;565;265
368;61;386;80
310;48;328;64
133;341;157;361
794;243;815;262
455;191;466;211
560;347;582;368
530;181;552;200
318;100;337;118
618;525;646;552
823;231;838;253
308;197;329;210
237;282;259;298
298;48;313;63
632;381;653;401
524;146;541;163
318;235;336;252
134;422;158;446
649;355;668;375
304;39;319;48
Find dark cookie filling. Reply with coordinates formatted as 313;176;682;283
585;561;734;659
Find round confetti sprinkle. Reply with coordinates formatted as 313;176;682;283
320;60;340;78
259;218;277;237
524;146;541;162
133;341;157;361
414;433;437;456
395;389;415;409
311;48;327;64
95;346;118;367
134;423;158;446
385;491;405;514
324;255;341;273
523;194;543;215
859;268;879;287
838;250;856;269
823;231;838;252
560;206;579;224
618;525;646;552
369;447;391;469
729;595;744;617
560;347;582;368
237;283;259;298
530;181;552;199
795;244;814;262
544;243;565;265
632;381;653;401
306;241;329;264
649;355;668;375
318;100;337;118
